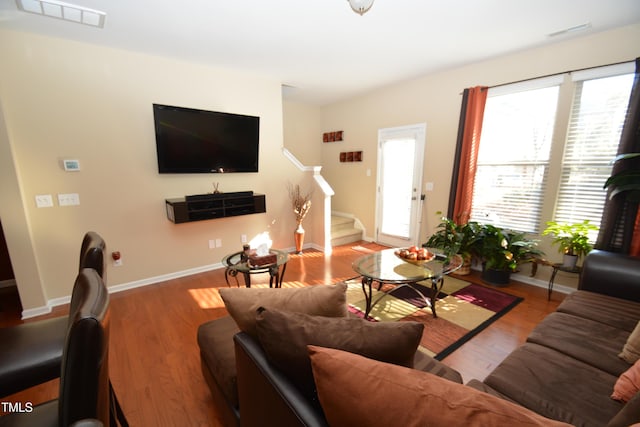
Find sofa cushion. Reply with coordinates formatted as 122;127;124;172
484;343;623;427
557;290;640;333
219;283;348;338
197;315;241;408
526;312;631;376
620;321;640;364
613;359;640;402
255;307;423;402
308;346;572;427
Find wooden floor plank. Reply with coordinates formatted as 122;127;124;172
0;242;563;424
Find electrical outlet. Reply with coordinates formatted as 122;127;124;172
215;238;222;248
209;240;216;249
241;234;247;243
113;259;123;267
35;194;54;208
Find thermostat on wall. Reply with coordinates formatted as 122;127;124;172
63;159;80;171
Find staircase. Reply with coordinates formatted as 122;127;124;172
331;215;363;246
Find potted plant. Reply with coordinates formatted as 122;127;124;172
542;220;598;269
603;152;640;254
476;224;544;286
603;153;640;201
424;214;481;275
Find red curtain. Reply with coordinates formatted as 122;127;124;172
450;86;488;224
632;211;640;256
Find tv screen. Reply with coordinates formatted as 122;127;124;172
153;104;260;173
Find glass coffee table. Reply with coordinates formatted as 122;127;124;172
222;249;289;288
352;248;462;319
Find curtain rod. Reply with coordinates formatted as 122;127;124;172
489;59;634;90
464;58;636;93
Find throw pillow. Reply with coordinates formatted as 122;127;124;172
620;321;640;364
613;359;640;402
255;307;423;402
308;346;573;427
219;283;347;338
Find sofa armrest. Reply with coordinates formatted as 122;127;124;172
233;332;328;427
579;250;640;302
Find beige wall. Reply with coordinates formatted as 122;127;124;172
319;23;640;262
283;101;322;165
3;24;639;311
0;30;306;312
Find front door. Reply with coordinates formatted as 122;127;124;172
375;124;426;247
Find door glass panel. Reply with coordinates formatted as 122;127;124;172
380;138;415;239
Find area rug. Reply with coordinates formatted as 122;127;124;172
343;276;523;360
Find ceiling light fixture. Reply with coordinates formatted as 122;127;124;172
15;0;106;28
348;0;374;15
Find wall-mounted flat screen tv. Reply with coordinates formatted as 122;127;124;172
153;103;260;173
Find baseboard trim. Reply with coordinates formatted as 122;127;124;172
21;305;52;319
24;246;328;319
510;272;574;295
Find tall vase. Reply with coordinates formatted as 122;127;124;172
294;223;305;254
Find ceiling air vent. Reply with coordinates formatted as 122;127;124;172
16;0;106;28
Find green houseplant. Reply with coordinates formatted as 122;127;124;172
602;152;640;254
424;214;481;274
603;153;640;202
476;224;544;286
542;220;598;268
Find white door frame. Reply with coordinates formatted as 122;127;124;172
375;123;426;247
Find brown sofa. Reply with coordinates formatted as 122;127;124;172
198;250;640;426
467;249;640;426
197;289;462;427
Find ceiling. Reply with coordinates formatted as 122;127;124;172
1;0;640;105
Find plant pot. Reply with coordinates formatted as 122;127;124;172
481;267;511;287
562;254;578;270
294;224;305;254
456;254;472;275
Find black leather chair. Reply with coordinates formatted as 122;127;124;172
0;232;106;398
0;268;111;426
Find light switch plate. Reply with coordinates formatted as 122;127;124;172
58;193;80;206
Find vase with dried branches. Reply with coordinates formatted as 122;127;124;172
288;184;312;254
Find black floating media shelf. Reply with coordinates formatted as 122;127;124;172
165;191;266;224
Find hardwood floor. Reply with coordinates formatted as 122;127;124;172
0;242;564;425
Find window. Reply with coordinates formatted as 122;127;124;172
469;79;560;233
469;64;634;236
554;73;635;240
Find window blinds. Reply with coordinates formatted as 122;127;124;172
469;84;559;233
554;73;634;239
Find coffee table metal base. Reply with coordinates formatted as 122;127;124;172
360;276;445;319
